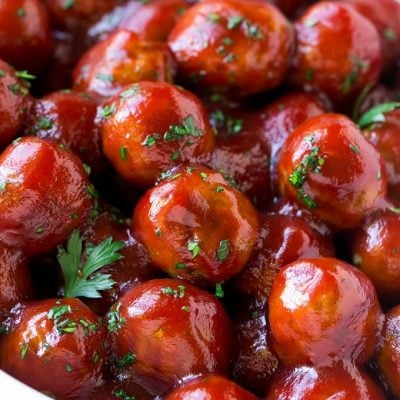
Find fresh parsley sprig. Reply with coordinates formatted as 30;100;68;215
358;102;400;129
58;230;125;299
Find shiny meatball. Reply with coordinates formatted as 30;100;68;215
289;1;382;105
26;90;105;175
44;0;118;30
376;305;400;398
107;279;233;391
343;0;400;73
86;381;154;400
0;243;33;322
362;108;400;200
165;375;258;400
202;104;271;210
73;30;177;99
168;0;294;98
265;364;386;399
233;214;335;299
82;212;158;315
268;258;384;366
278;114;387;229
0;60;32;149
257;92;327;193
0;0;53;73
132;165;260;285
0;137;93;255
101;81;215;188
0;298;106;400
351;209;400;306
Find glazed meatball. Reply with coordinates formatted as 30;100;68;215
268;258;384;366
0;137;93;255
376;305;400;398
26;90;105;175
165;375;258;400
0;60;32;149
233;214;335;299
265;364;386;399
101;81;215;188
73;30;177;99
106;279;233;391
132;165;260;285
351;209;400;306
361;107;400;200
0;0;53;73
0;243;33;322
168;0;294;98
289;1;382;105
278;114;387;229
0;298;106;400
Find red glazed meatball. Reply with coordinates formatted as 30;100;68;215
203;104;271;210
268;258;384;366
343;0;400;73
168;0;294;98
0;137;93;255
26;90;105;175
0;298;106;400
376;305;400;398
0;60;32;149
44;0;118;30
351;209;400;306
278;114;387;229
117;0;190;42
132;165;260;285
0;243;33;322
82;212;157;315
101;81;215;188
258;92;327;192
73;30;177;99
86;380;154;400
290;1;382;105
107;279;233;390
0;0;53;73
265;364;386;400
362;108;400;200
233;214;335;299
165;375;258;400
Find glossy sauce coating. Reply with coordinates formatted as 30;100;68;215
268;258;384;366
26;90;105;175
278;113;387;229
107;279;233;391
168;0;294;97
265;364;386;399
290;1;382;105
376;305;400;398
102;81;215;188
0;137;93;255
73;29;177;99
0;0;53;73
165;375;258;400
233;214;335;299
0;298;106;400
133;165;260;285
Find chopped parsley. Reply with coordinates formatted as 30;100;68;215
216;239;230;262
187;240;201;258
119;146;128;161
358;102;400;129
161;285;186;298
116;352;136;368
107;302;125;333
215;283;225;298
20;343;29;360
47;305;77;334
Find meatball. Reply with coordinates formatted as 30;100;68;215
289;1;382;105
168;0;294;98
106;279;233;391
268;258;384;366
0;0;53;73
277;114;387;229
132;165;260;285
101;81;215;188
0;298;106;400
0;137;93;255
73;30;177;99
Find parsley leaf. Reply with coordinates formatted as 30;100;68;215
58;230;124;298
358;102;400;129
